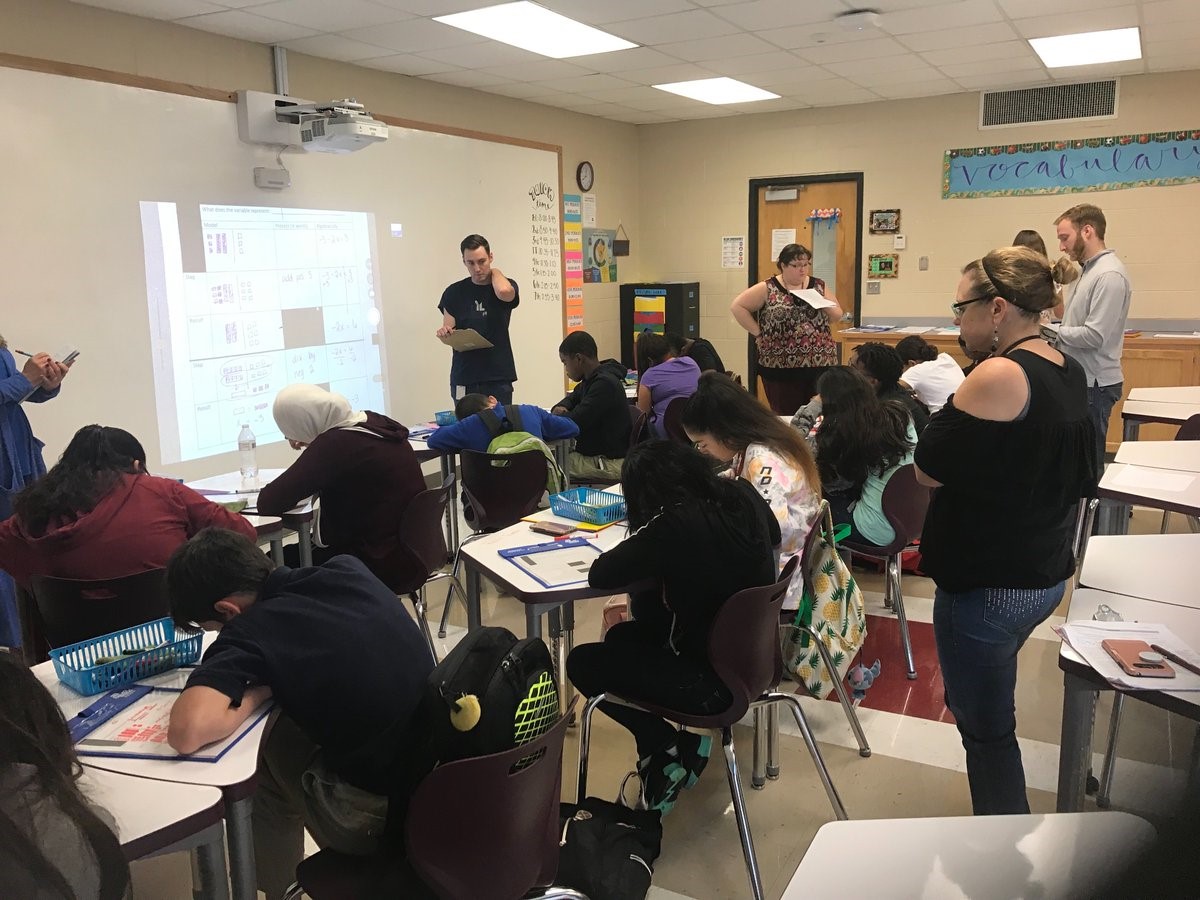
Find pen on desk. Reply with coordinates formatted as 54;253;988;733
1150;644;1200;677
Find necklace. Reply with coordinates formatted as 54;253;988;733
997;333;1042;357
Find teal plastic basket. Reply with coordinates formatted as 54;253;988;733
49;618;203;696
549;488;627;525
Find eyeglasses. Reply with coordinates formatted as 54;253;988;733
783;259;812;268
950;294;994;317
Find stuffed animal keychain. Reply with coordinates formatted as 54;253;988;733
848;659;881;706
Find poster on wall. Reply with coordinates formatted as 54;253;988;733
583;228;617;283
563;194;584;333
868;253;899;278
721;235;746;269
943;129;1200;198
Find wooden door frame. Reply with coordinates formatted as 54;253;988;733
746;172;864;390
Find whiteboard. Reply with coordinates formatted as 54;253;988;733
2;64;563;478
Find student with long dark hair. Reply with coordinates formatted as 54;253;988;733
813;366;916;547
0;653;130;899
681;372;820;614
635;332;700;438
0;424;256;587
566;441;780;813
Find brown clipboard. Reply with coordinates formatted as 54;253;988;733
438;328;494;351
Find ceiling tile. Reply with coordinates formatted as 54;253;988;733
602;109;679;124
605;10;741;45
655;32;779;62
872;78;964;98
1146;53;1200;73
424;69;517;89
250;0;408;31
998;0;1129;16
279;34;396;61
823;54;937;78
72;0;224;18
796;37;912;65
579;84;680;105
952;69;1050;90
478;59;593;81
701;50;806;75
537;0;693;25
338;18;482;52
572;47;681;73
1048;58;1147;79
177;9;318;42
843;62;945;84
208;0;280;7
806;84;882;105
418;42;544;68
733;64;837;87
881;0;1003;36
765;25;887;50
1012;7;1139;40
1142;20;1200;41
939;57;1046;77
546;73;641;92
724;96;812;113
1142;0;1200;25
482;82;568;100
922;40;1038;67
898;22;1020;53
358;54;462;76
369;0;505;13
708;0;848;31
616;62;719;85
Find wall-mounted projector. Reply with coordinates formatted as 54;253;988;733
235;90;388;154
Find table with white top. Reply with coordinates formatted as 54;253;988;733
1057;587;1200;811
1128;386;1200;404
1078;534;1200;607
35;650;271;900
784;812;1154;899
185;470;316;566
1114;440;1200;473
1121;399;1200;441
1095;462;1200;535
241;514;284;565
82;768;229;899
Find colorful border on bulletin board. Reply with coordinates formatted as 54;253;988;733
942;129;1200;199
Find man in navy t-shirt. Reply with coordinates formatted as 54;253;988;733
436;234;519;405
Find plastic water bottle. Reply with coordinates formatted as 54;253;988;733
238;424;258;479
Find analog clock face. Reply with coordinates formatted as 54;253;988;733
577;161;594;192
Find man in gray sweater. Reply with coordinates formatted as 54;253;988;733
1054;203;1132;468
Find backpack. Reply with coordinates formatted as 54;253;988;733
478;405;566;493
557;797;663;900
425;626;560;764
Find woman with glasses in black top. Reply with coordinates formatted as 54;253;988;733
915;245;1097;816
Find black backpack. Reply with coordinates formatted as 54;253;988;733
426;626;559;763
476;404;525;439
557;798;663;900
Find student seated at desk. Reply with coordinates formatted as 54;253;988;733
850;342;930;434
0;425;256;588
0;654;130;900
665;331;726;375
636;332;701;439
681;372;821;615
258;384;425;588
552;331;631;481
895;335;964;414
166;528;435;900
567;441;780;814
426;392;578;453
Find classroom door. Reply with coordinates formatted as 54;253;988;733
748;175;862;397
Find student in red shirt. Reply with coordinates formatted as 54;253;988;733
0;425;256;587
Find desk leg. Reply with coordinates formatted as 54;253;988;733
268;537;284;567
297;522;313;567
1057;672;1099;812
555;441;572;491
548;606;572;714
1185;724;1200;809
190;822;231;900
464;561;482;632
441;453;460;556
1122;418;1139;442
224;795;256;900
525;605;541;641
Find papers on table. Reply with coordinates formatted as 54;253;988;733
894;326;934;334
843;325;893;333
788;288;838;310
407;423;438;439
1057;621;1200;691
188;468;284;496
499;537;603;588
1108;466;1195;493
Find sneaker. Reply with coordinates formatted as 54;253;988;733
674;730;712;788
634;750;687;814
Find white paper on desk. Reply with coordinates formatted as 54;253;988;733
787;288;837;310
894;326;933;334
1057;621;1200;691
1108;466;1194;493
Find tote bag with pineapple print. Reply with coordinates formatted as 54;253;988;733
783;501;867;699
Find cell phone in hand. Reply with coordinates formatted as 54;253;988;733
61;350;80;366
529;521;576;537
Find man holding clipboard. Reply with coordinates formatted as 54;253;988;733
436;234;519;404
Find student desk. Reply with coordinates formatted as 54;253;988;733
1114;440;1200;473
242;514;284;565
1078;534;1200;607
784;812;1154;898
1057;588;1200;811
1121;399;1200;441
186;470;317;566
82;768;230;899
1128;386;1200;404
34;654;270;900
1096;463;1200;535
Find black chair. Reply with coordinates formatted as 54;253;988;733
282;705;585;900
661;395;692;443
25;568;170;662
437;449;549;637
386;476;466;663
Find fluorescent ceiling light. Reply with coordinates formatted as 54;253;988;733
653;77;780;105
1029;27;1141;68
434;2;636;60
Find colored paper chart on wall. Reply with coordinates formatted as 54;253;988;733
633;291;666;338
563;194;584;332
583;228;618;283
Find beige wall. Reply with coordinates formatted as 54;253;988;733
638;70;1200;377
0;0;639;363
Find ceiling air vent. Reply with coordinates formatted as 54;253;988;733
979;79;1119;129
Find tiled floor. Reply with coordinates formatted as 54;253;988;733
127;506;1194;899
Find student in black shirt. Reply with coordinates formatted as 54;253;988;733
665;331;726;374
567;441;780;814
166;528;434;899
850;342;931;434
553;330;631;481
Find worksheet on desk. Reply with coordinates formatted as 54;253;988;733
504;543;603;588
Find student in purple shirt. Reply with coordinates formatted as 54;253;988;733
636;333;700;438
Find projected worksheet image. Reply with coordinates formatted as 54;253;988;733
143;203;388;464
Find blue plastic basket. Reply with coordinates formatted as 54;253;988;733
49;618;203;696
549;488;627;525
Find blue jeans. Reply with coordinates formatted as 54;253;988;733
1087;381;1122;470
933;582;1065;815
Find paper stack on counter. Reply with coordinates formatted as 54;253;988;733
1056;621;1200;691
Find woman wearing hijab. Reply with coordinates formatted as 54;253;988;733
258;384;425;587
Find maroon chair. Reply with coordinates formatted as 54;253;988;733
574;558;847;900
438;449;549;637
661;395;692;444
26;568;169;660
386;476;466;663
836;464;931;680
282;707;585;900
